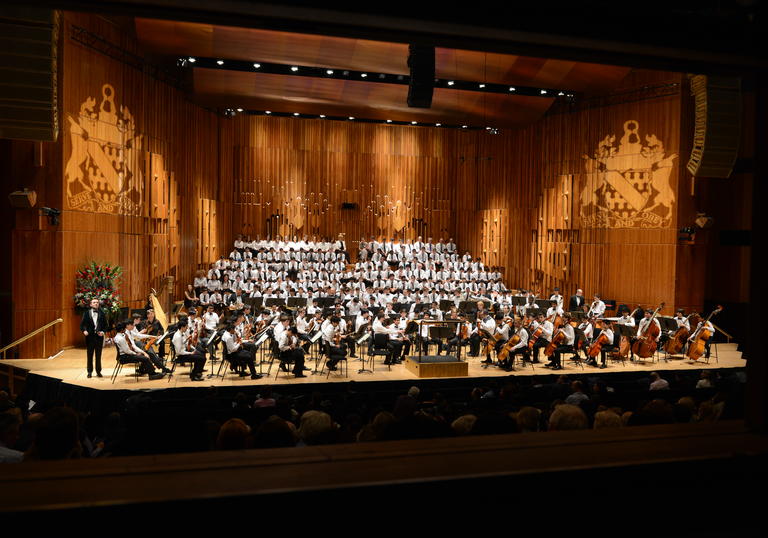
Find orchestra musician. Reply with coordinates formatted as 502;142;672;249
321;315;348;371
659;308;688;349
587;295;606;318
498;319;529;371
531;313;553;363
545;313;575;370
277;326;308;377
688;318;716;359
447;315;472;355
586;320;615;369
568;289;586;313
114;320;167;380
632;310;661;361
417;312;443;355
485;314;512;365
221;324;261;379
549;287;564;310
128;313;165;368
170;317;207;381
468;310;496;357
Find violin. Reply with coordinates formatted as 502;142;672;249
631;302;665;359
686;306;723;361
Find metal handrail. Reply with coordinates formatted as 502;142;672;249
1;318;63;359
711;322;731;344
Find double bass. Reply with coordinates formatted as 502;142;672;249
686;306;723;361
631;302;665;359
664;312;700;355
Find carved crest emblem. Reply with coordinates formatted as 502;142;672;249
64;84;143;214
580;120;677;228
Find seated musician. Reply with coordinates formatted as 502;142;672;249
632;310;661;360
321;315;347;370
616;310;636;327
114;321;166;380
128;313;165;368
447;315;472;354
220;324;261;379
689;318;716;359
498;319;529;371
468;310;496;357
417;313;443;355
170;317;207;381
138;308;166;358
485;315;511;365
294;308;313;352
546;313;575;370
546;300;564;319
659;308;688;349
277;326;308;377
531;313;553;363
202;305;219;334
589;295;606;317
586;320;615;369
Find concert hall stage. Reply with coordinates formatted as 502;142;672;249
3;342;747;397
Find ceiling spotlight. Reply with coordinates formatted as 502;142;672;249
411;121;417;125
435;123;441;127
265;110;271;114
361;73;368;78
188;57;196;63
462;125;468;129
540;89;547;94
509;87;516;92
479;83;486;88
447;81;455;86
237;108;243;112
326;69;334;75
216;60;224;65
293;112;300;116
291;66;299;72
319;114;326;118
253;63;261;69
558;91;564;96
386;119;392;123
486;126;491;130
348;116;355;120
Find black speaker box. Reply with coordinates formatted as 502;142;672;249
407;44;434;108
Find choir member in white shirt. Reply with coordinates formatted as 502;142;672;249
170;317;207;381
114;321;165;380
277;326;308;377
221;324;261;379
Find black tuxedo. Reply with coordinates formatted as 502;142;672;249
568;294;586;313
80;308;108;374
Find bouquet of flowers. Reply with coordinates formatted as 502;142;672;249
73;261;123;315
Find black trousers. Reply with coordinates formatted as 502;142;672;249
121;353;158;375
532;337;550;362
342;335;357;356
552;345;574;368
230;349;257;376
280;348;306;374
419;337;443;355
85;335;104;374
178;352;206;377
325;344;345;368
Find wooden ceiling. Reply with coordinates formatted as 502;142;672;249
135;18;632;127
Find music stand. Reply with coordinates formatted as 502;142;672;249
570;311;587;321
317;297;337;308
509;297;526;307
439;299;454;312
458;300;476;313
659;317;678;332
248;297;263;309
287;297;306;309
265;298;286;308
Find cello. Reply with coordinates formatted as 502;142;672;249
586;321;611;359
664;312;700;355
686;306;723;361
631;302;665;359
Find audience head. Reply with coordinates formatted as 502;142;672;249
548;404;588;431
593;410;622;429
216;418;251;450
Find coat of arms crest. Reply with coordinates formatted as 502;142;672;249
580;120;677;228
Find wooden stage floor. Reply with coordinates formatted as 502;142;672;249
3;343;747;391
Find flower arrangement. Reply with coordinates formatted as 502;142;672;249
73;261;123;315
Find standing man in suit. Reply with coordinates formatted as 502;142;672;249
568;289;586;313
80;298;108;378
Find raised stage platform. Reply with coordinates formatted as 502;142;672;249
1;342;747;392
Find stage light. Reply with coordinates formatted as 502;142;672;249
411;121;417;124
447;80;455;86
348;116;355;120
253;63;261;69
558;91;564;96
462;125;468;128
319;114;326;118
343;70;349;76
435;123;441;126
291;66;299;71
188;57;196;63
479;83;486;88
237;108;243;112
326;69;334;75
265;110;271;114
361;73;367;78
216;60;224;65
386;119;392;123
540;89;547;94
378;74;385;79
293;112;300;116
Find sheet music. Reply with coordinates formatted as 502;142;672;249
310;330;323;343
356;332;371;345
